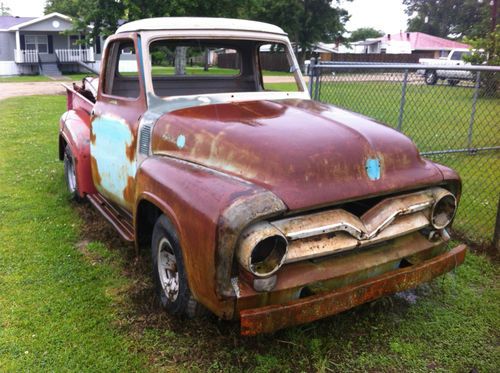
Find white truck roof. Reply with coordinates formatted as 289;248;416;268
116;17;286;36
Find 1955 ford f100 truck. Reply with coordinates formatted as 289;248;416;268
59;17;466;335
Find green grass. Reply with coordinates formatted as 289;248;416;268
0;75;52;82
0;68;290;83
0;95;499;372
0;73;96;83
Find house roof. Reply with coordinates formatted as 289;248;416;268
116;17;286;35
381;32;470;51
0;16;36;30
8;12;73;31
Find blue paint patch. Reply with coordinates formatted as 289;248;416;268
176;135;186;149
91;116;136;205
366;158;381;180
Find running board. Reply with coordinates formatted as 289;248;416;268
87;194;134;242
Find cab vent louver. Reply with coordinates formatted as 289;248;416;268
139;125;151;155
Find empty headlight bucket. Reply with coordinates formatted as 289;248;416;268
237;222;288;278
431;192;457;229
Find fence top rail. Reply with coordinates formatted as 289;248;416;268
312;63;500;72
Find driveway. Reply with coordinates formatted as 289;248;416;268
0;81;68;101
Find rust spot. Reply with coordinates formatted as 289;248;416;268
90;156;101;185
126;135;137;162
90;129;96;145
123;176;135;203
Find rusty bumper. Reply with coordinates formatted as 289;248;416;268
240;244;466;336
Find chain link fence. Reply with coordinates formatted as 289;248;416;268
308;61;500;247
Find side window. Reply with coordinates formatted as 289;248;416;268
259;43;300;92
103;40;140;99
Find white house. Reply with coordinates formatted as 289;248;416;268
0;12;103;76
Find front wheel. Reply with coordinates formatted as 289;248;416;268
424;71;438;85
151;215;205;318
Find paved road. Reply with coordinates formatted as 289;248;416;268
0;81;67;101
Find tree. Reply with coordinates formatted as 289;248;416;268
463;26;499;97
0;1;11;16
403;0;492;39
44;0;80;17
349;27;383;42
251;0;350;66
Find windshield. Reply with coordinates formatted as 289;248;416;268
148;38;302;97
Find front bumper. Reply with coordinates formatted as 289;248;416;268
240;244;466;336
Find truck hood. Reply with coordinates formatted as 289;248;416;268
151;99;443;210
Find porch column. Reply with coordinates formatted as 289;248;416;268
15;30;21;62
15;30;20;51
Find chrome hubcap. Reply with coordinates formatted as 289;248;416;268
157;237;179;301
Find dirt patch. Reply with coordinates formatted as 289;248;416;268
0;82;67;101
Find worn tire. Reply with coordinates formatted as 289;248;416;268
151;214;205;318
424;71;438;85
63;145;84;202
447;79;459;86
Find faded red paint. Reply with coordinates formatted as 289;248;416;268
152;99;444;211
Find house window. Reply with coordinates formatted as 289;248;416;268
25;35;48;53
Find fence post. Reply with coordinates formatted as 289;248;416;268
467;71;481;151
314;57;321;101
308;57;315;97
397;69;409;132
494;196;500;251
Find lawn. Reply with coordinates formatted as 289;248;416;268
0;73;96;83
0;68;291;83
0;95;499;372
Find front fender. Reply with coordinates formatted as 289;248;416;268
59;109;97;196
134;156;287;319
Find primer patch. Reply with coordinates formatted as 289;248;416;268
176;135;186;149
366;158;381;180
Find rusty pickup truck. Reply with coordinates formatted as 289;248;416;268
59;17;466;335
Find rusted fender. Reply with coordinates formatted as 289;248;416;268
240;244;467;336
134;155;287;319
59;108;97;197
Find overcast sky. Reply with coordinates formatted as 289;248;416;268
2;0;408;35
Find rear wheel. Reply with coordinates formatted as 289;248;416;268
424;71;438;85
151;214;205;317
63;145;83;202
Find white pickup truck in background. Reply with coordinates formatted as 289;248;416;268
418;48;473;86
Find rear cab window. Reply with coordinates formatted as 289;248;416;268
148;38;302;97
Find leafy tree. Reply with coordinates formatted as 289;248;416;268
403;0;492;39
0;1;11;15
44;0;80;17
251;0;350;66
463;26;499;97
349;27;383;42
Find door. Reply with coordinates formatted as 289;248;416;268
90;36;146;212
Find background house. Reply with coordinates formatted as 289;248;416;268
0;12;103;76
356;32;470;58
